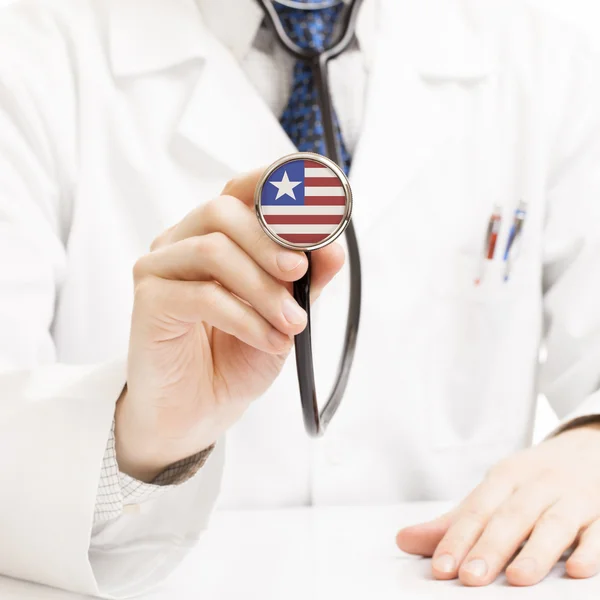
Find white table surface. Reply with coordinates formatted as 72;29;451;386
1;502;599;599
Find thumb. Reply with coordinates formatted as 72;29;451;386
396;511;455;557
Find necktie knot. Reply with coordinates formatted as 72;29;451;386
274;1;344;53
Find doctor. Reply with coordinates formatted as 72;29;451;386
2;0;600;596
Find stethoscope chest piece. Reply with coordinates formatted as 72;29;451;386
255;152;352;252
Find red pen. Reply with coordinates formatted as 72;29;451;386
475;205;502;285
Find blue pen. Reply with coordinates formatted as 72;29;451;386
503;200;527;281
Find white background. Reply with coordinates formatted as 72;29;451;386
1;0;598;439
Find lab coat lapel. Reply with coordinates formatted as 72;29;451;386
108;0;209;76
350;0;497;236
108;0;498;212
108;0;295;175
175;44;296;174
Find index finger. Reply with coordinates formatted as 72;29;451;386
150;168;266;251
221;167;266;207
221;165;346;294
152;166;343;289
431;475;515;580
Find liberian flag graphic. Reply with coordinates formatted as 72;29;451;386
260;159;347;248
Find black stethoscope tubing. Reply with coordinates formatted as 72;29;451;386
257;0;364;437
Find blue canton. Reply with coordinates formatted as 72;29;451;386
274;0;352;173
261;160;306;205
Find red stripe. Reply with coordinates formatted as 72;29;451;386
304;160;327;169
264;215;343;224
304;197;347;205
279;233;330;244
304;178;341;187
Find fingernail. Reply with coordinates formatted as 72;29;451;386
267;328;291;350
277;251;303;272
462;559;488;579
282;298;306;325
432;554;456;574
511;557;537;574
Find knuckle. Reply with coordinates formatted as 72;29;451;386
203;231;230;255
186;231;229;261
186;235;209;257
149;235;162;252
220;177;239;197
198;280;223;311
133;276;161;307
132;254;152;283
218;194;241;210
202;197;226;225
533;476;562;498
220;168;264;199
437;533;468;550
150;225;175;251
460;507;490;528
486;458;513;481
538;510;578;534
203;194;238;225
439;527;477;549
491;504;523;527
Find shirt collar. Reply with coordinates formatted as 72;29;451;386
195;0;265;62
195;0;370;64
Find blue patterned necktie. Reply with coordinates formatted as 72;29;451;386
274;0;352;173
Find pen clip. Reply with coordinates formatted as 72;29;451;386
503;200;527;281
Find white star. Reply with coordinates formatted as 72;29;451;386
269;170;301;201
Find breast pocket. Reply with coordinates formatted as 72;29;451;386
423;251;536;451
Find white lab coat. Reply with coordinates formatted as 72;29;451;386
1;0;600;596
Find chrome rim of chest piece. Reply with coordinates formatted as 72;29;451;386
255;152;353;252
273;0;344;9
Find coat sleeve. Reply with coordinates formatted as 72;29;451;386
0;5;223;597
539;37;600;433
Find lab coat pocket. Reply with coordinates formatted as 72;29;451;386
424;252;528;450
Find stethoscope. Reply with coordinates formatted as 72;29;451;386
255;0;364;437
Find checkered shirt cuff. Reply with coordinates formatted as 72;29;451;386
94;421;215;523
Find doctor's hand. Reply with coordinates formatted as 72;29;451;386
115;169;344;482
396;423;600;586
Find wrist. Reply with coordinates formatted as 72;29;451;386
115;385;218;482
114;387;164;481
115;387;208;481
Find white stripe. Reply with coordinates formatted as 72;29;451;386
271;224;338;234
304;168;336;178
261;205;345;215
304;187;345;196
